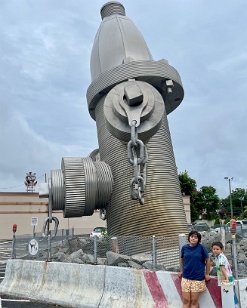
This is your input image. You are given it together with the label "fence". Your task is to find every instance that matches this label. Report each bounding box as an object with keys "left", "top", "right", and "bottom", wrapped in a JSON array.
[
  {"left": 3, "top": 226, "right": 247, "bottom": 279},
  {"left": 210, "top": 223, "right": 247, "bottom": 238},
  {"left": 6, "top": 229, "right": 180, "bottom": 271}
]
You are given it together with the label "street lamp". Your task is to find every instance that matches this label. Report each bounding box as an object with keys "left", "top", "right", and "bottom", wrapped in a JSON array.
[
  {"left": 239, "top": 196, "right": 244, "bottom": 216},
  {"left": 224, "top": 177, "right": 233, "bottom": 218}
]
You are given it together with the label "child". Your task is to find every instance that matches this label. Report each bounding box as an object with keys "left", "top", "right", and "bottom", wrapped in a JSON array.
[{"left": 211, "top": 241, "right": 233, "bottom": 285}]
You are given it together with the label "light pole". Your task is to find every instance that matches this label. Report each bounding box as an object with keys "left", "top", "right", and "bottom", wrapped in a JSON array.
[
  {"left": 224, "top": 177, "right": 233, "bottom": 218},
  {"left": 239, "top": 196, "right": 244, "bottom": 216}
]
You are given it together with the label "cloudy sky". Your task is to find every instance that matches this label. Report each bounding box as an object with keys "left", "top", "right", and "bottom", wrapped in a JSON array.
[{"left": 0, "top": 0, "right": 246, "bottom": 198}]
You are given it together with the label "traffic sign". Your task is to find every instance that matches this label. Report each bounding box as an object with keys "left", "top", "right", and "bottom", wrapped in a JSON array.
[
  {"left": 31, "top": 217, "right": 38, "bottom": 226},
  {"left": 28, "top": 239, "right": 39, "bottom": 256}
]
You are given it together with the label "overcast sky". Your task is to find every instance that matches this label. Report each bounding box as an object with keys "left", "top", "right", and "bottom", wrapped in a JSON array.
[{"left": 0, "top": 0, "right": 246, "bottom": 198}]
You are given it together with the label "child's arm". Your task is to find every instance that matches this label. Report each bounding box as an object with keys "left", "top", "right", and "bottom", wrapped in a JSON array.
[
  {"left": 220, "top": 266, "right": 229, "bottom": 281},
  {"left": 205, "top": 258, "right": 211, "bottom": 281}
]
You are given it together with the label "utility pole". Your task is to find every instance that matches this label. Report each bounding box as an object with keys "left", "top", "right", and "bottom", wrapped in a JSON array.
[{"left": 224, "top": 177, "right": 233, "bottom": 218}]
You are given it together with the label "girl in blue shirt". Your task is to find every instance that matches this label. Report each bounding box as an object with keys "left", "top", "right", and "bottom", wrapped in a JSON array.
[{"left": 178, "top": 230, "right": 211, "bottom": 308}]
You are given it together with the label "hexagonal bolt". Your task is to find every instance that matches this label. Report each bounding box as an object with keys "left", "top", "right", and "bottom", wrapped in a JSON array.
[
  {"left": 166, "top": 79, "right": 174, "bottom": 94},
  {"left": 124, "top": 83, "right": 143, "bottom": 106}
]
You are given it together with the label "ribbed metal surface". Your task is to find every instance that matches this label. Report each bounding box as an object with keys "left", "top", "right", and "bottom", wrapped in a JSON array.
[
  {"left": 57, "top": 157, "right": 113, "bottom": 217},
  {"left": 91, "top": 5, "right": 152, "bottom": 81},
  {"left": 83, "top": 157, "right": 97, "bottom": 216},
  {"left": 100, "top": 2, "right": 125, "bottom": 19},
  {"left": 95, "top": 95, "right": 187, "bottom": 238},
  {"left": 94, "top": 161, "right": 113, "bottom": 209},
  {"left": 89, "top": 148, "right": 100, "bottom": 161},
  {"left": 50, "top": 169, "right": 64, "bottom": 211},
  {"left": 87, "top": 60, "right": 184, "bottom": 119},
  {"left": 62, "top": 157, "right": 86, "bottom": 218}
]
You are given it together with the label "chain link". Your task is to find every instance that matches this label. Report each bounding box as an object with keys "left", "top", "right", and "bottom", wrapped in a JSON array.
[{"left": 127, "top": 121, "right": 148, "bottom": 205}]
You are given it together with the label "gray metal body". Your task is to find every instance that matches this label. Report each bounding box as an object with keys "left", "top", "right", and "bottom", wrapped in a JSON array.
[
  {"left": 39, "top": 2, "right": 187, "bottom": 239},
  {"left": 88, "top": 2, "right": 187, "bottom": 236}
]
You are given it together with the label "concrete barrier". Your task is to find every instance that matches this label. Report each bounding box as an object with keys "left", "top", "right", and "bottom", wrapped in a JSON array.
[
  {"left": 0, "top": 260, "right": 105, "bottom": 307},
  {"left": 144, "top": 270, "right": 222, "bottom": 308},
  {"left": 99, "top": 266, "right": 154, "bottom": 307},
  {"left": 239, "top": 278, "right": 247, "bottom": 308},
  {"left": 0, "top": 259, "right": 239, "bottom": 307}
]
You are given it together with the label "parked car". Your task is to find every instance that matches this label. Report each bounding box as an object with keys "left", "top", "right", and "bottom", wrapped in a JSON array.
[
  {"left": 242, "top": 220, "right": 247, "bottom": 228},
  {"left": 226, "top": 220, "right": 243, "bottom": 228},
  {"left": 225, "top": 221, "right": 243, "bottom": 234},
  {"left": 193, "top": 222, "right": 210, "bottom": 232},
  {"left": 187, "top": 224, "right": 193, "bottom": 231},
  {"left": 90, "top": 227, "right": 107, "bottom": 238}
]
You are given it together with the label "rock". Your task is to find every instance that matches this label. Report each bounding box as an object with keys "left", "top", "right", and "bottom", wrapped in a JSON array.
[
  {"left": 81, "top": 253, "right": 95, "bottom": 264},
  {"left": 52, "top": 252, "right": 66, "bottom": 262},
  {"left": 68, "top": 238, "right": 80, "bottom": 253},
  {"left": 238, "top": 252, "right": 246, "bottom": 263},
  {"left": 164, "top": 265, "right": 180, "bottom": 272},
  {"left": 128, "top": 260, "right": 143, "bottom": 269},
  {"left": 106, "top": 251, "right": 130, "bottom": 266},
  {"left": 117, "top": 262, "right": 129, "bottom": 267},
  {"left": 58, "top": 247, "right": 70, "bottom": 254},
  {"left": 72, "top": 258, "right": 84, "bottom": 264},
  {"left": 69, "top": 249, "right": 84, "bottom": 260},
  {"left": 130, "top": 253, "right": 151, "bottom": 265},
  {"left": 97, "top": 257, "right": 106, "bottom": 265},
  {"left": 210, "top": 267, "right": 217, "bottom": 276},
  {"left": 142, "top": 261, "right": 153, "bottom": 270}
]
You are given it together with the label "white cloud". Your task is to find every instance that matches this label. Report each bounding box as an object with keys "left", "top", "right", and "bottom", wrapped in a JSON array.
[{"left": 0, "top": 0, "right": 246, "bottom": 198}]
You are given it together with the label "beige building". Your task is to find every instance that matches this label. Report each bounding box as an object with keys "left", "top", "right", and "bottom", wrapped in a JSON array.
[
  {"left": 0, "top": 192, "right": 190, "bottom": 239},
  {"left": 183, "top": 195, "right": 191, "bottom": 224},
  {"left": 0, "top": 192, "right": 106, "bottom": 239}
]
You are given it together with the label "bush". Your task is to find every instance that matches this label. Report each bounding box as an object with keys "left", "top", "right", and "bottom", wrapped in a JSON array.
[
  {"left": 224, "top": 217, "right": 231, "bottom": 224},
  {"left": 214, "top": 217, "right": 220, "bottom": 226}
]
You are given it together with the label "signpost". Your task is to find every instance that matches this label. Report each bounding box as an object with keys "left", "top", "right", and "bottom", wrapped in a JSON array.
[{"left": 31, "top": 217, "right": 38, "bottom": 238}]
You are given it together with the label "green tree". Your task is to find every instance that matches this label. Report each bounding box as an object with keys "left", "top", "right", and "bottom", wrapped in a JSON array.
[
  {"left": 178, "top": 171, "right": 198, "bottom": 221},
  {"left": 214, "top": 217, "right": 220, "bottom": 226},
  {"left": 178, "top": 171, "right": 220, "bottom": 221},
  {"left": 178, "top": 170, "right": 196, "bottom": 195},
  {"left": 221, "top": 188, "right": 247, "bottom": 218},
  {"left": 193, "top": 186, "right": 220, "bottom": 220}
]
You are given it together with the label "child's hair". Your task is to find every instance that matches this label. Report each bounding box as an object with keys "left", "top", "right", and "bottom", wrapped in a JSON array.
[
  {"left": 211, "top": 241, "right": 224, "bottom": 249},
  {"left": 188, "top": 230, "right": 201, "bottom": 243}
]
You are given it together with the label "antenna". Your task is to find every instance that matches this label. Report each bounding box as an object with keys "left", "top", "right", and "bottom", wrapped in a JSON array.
[{"left": 24, "top": 172, "right": 37, "bottom": 192}]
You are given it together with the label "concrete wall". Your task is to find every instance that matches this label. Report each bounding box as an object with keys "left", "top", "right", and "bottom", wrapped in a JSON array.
[{"left": 0, "top": 259, "right": 232, "bottom": 308}]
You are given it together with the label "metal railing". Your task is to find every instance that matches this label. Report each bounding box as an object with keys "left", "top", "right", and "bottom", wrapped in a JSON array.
[
  {"left": 7, "top": 229, "right": 180, "bottom": 271},
  {"left": 6, "top": 226, "right": 247, "bottom": 278}
]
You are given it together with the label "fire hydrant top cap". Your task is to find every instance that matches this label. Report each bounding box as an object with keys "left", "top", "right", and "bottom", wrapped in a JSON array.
[{"left": 100, "top": 2, "right": 125, "bottom": 19}]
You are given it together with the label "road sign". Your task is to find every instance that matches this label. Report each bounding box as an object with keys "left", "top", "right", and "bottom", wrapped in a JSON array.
[
  {"left": 28, "top": 239, "right": 39, "bottom": 256},
  {"left": 31, "top": 217, "right": 38, "bottom": 227}
]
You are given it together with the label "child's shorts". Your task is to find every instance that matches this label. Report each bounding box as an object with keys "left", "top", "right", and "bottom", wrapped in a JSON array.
[{"left": 181, "top": 277, "right": 206, "bottom": 293}]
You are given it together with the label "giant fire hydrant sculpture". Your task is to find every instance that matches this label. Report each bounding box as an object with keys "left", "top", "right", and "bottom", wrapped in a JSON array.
[{"left": 40, "top": 2, "right": 187, "bottom": 239}]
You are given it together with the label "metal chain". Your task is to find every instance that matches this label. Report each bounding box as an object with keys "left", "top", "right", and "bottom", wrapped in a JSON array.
[{"left": 127, "top": 120, "right": 148, "bottom": 205}]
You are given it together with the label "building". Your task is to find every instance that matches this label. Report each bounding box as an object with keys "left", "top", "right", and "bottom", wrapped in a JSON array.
[
  {"left": 0, "top": 192, "right": 106, "bottom": 239},
  {"left": 0, "top": 192, "right": 190, "bottom": 239}
]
